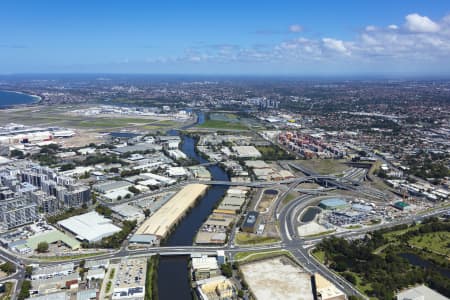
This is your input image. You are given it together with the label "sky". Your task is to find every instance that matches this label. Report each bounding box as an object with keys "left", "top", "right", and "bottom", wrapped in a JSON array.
[{"left": 1, "top": 0, "right": 450, "bottom": 76}]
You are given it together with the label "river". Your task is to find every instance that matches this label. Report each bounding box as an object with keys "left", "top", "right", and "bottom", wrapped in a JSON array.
[{"left": 157, "top": 112, "right": 230, "bottom": 299}]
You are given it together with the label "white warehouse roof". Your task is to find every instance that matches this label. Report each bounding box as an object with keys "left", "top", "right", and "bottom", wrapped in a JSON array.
[{"left": 57, "top": 211, "right": 121, "bottom": 243}]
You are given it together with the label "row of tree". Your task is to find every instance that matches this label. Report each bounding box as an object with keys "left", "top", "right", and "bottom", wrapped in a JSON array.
[{"left": 315, "top": 219, "right": 450, "bottom": 299}]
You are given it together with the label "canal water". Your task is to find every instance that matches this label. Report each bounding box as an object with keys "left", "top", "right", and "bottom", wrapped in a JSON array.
[
  {"left": 157, "top": 113, "right": 230, "bottom": 299},
  {"left": 300, "top": 207, "right": 321, "bottom": 223},
  {"left": 399, "top": 252, "right": 450, "bottom": 279}
]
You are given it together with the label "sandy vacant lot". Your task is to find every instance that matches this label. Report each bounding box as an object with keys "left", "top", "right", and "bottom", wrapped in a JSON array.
[
  {"left": 240, "top": 256, "right": 314, "bottom": 300},
  {"left": 298, "top": 221, "right": 329, "bottom": 237}
]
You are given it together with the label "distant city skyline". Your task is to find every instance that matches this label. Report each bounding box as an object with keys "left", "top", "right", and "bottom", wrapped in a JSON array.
[{"left": 1, "top": 0, "right": 450, "bottom": 76}]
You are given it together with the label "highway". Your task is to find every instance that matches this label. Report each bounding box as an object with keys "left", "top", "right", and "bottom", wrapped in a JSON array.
[
  {"left": 1, "top": 163, "right": 448, "bottom": 300},
  {"left": 275, "top": 190, "right": 449, "bottom": 299}
]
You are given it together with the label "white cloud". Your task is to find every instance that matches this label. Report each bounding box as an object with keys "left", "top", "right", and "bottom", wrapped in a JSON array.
[
  {"left": 405, "top": 13, "right": 440, "bottom": 33},
  {"left": 289, "top": 24, "right": 303, "bottom": 33},
  {"left": 322, "top": 38, "right": 350, "bottom": 55},
  {"left": 153, "top": 12, "right": 450, "bottom": 72}
]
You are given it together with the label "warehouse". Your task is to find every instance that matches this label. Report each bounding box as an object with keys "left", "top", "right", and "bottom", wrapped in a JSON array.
[
  {"left": 26, "top": 230, "right": 81, "bottom": 251},
  {"left": 231, "top": 146, "right": 262, "bottom": 158},
  {"left": 191, "top": 255, "right": 220, "bottom": 280},
  {"left": 93, "top": 181, "right": 132, "bottom": 194},
  {"left": 135, "top": 184, "right": 208, "bottom": 239},
  {"left": 57, "top": 211, "right": 121, "bottom": 243},
  {"left": 111, "top": 203, "right": 145, "bottom": 223},
  {"left": 319, "top": 198, "right": 349, "bottom": 210},
  {"left": 392, "top": 201, "right": 412, "bottom": 211},
  {"left": 140, "top": 173, "right": 176, "bottom": 186}
]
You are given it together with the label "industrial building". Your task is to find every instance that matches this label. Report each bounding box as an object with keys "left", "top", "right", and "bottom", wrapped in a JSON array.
[
  {"left": 392, "top": 201, "right": 412, "bottom": 211},
  {"left": 319, "top": 198, "right": 349, "bottom": 210},
  {"left": 31, "top": 263, "right": 75, "bottom": 281},
  {"left": 57, "top": 211, "right": 121, "bottom": 243},
  {"left": 241, "top": 211, "right": 259, "bottom": 233},
  {"left": 93, "top": 181, "right": 132, "bottom": 194},
  {"left": 231, "top": 146, "right": 262, "bottom": 158},
  {"left": 188, "top": 166, "right": 211, "bottom": 181},
  {"left": 25, "top": 230, "right": 81, "bottom": 251},
  {"left": 135, "top": 184, "right": 208, "bottom": 240},
  {"left": 196, "top": 276, "right": 237, "bottom": 300},
  {"left": 110, "top": 203, "right": 145, "bottom": 223},
  {"left": 191, "top": 255, "right": 221, "bottom": 280}
]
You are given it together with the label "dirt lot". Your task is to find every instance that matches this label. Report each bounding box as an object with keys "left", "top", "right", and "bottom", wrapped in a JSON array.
[{"left": 240, "top": 256, "right": 314, "bottom": 300}]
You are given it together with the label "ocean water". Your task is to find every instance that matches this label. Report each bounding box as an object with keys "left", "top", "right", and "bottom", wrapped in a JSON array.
[{"left": 0, "top": 90, "right": 38, "bottom": 107}]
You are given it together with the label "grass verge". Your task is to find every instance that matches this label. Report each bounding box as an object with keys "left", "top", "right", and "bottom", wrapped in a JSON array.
[
  {"left": 235, "top": 232, "right": 280, "bottom": 245},
  {"left": 234, "top": 249, "right": 291, "bottom": 263},
  {"left": 145, "top": 255, "right": 160, "bottom": 300}
]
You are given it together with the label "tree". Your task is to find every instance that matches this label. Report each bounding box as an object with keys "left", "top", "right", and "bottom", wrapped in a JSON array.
[
  {"left": 220, "top": 263, "right": 233, "bottom": 278},
  {"left": 128, "top": 186, "right": 141, "bottom": 194},
  {"left": 36, "top": 241, "right": 49, "bottom": 253},
  {"left": 18, "top": 280, "right": 31, "bottom": 300},
  {"left": 96, "top": 205, "right": 112, "bottom": 217},
  {"left": 10, "top": 149, "right": 25, "bottom": 159},
  {"left": 25, "top": 266, "right": 33, "bottom": 278},
  {"left": 0, "top": 262, "right": 16, "bottom": 274},
  {"left": 60, "top": 163, "right": 75, "bottom": 172}
]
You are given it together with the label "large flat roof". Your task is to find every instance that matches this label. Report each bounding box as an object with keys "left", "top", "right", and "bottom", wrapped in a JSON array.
[
  {"left": 320, "top": 198, "right": 348, "bottom": 207},
  {"left": 26, "top": 230, "right": 81, "bottom": 250},
  {"left": 57, "top": 211, "right": 121, "bottom": 243},
  {"left": 136, "top": 184, "right": 208, "bottom": 238}
]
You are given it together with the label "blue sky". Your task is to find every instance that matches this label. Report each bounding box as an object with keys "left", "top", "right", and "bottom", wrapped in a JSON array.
[{"left": 1, "top": 0, "right": 450, "bottom": 76}]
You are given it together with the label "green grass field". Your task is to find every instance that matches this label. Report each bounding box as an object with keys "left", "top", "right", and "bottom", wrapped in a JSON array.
[
  {"left": 282, "top": 192, "right": 298, "bottom": 205},
  {"left": 295, "top": 159, "right": 349, "bottom": 175},
  {"left": 78, "top": 117, "right": 155, "bottom": 128},
  {"left": 197, "top": 120, "right": 248, "bottom": 130},
  {"left": 235, "top": 232, "right": 280, "bottom": 245},
  {"left": 234, "top": 249, "right": 291, "bottom": 263},
  {"left": 382, "top": 224, "right": 420, "bottom": 242},
  {"left": 312, "top": 249, "right": 325, "bottom": 263},
  {"left": 0, "top": 105, "right": 178, "bottom": 131},
  {"left": 409, "top": 231, "right": 450, "bottom": 255}
]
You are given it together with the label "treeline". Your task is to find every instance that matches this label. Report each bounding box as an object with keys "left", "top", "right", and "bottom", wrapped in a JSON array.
[
  {"left": 95, "top": 204, "right": 113, "bottom": 217},
  {"left": 255, "top": 145, "right": 296, "bottom": 161},
  {"left": 316, "top": 219, "right": 450, "bottom": 299},
  {"left": 82, "top": 154, "right": 127, "bottom": 166},
  {"left": 47, "top": 207, "right": 88, "bottom": 224},
  {"left": 83, "top": 220, "right": 137, "bottom": 249}
]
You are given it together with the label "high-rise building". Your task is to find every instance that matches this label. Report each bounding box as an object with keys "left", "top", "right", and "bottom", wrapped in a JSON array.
[{"left": 0, "top": 197, "right": 38, "bottom": 229}]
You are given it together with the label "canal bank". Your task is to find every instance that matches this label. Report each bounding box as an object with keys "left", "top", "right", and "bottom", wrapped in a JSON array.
[{"left": 157, "top": 113, "right": 230, "bottom": 299}]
